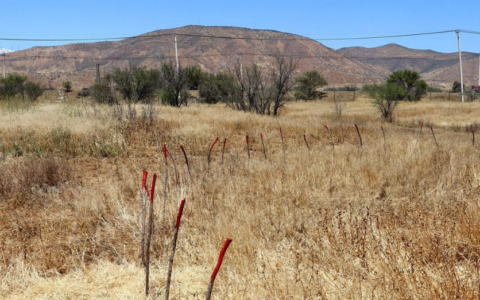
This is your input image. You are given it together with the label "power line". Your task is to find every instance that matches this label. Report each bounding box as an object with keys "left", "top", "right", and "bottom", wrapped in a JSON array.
[{"left": 0, "top": 29, "right": 475, "bottom": 42}]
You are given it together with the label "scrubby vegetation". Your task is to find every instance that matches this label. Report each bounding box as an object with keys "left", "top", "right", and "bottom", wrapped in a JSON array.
[{"left": 1, "top": 92, "right": 480, "bottom": 298}]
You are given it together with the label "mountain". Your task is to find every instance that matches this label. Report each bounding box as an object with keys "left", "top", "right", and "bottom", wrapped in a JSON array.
[
  {"left": 4, "top": 26, "right": 390, "bottom": 89},
  {"left": 337, "top": 44, "right": 479, "bottom": 88}
]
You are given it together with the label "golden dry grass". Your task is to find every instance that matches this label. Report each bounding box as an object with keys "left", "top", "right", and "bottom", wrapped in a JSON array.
[{"left": 2, "top": 95, "right": 480, "bottom": 299}]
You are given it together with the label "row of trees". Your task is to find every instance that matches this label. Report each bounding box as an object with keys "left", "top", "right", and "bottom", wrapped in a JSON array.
[{"left": 94, "top": 56, "right": 329, "bottom": 116}]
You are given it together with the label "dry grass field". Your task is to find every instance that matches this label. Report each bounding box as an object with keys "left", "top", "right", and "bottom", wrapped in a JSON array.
[{"left": 1, "top": 93, "right": 480, "bottom": 299}]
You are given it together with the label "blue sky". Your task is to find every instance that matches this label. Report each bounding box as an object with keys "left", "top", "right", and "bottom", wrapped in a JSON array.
[{"left": 1, "top": 0, "right": 479, "bottom": 53}]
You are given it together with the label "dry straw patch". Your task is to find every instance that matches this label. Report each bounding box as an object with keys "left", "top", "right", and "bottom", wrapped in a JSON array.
[{"left": 1, "top": 96, "right": 480, "bottom": 299}]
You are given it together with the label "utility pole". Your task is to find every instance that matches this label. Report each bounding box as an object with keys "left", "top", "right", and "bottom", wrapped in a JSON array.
[
  {"left": 456, "top": 30, "right": 464, "bottom": 103},
  {"left": 174, "top": 35, "right": 179, "bottom": 75},
  {"left": 174, "top": 35, "right": 180, "bottom": 104},
  {"left": 240, "top": 51, "right": 243, "bottom": 80},
  {"left": 96, "top": 63, "right": 100, "bottom": 84},
  {"left": 478, "top": 51, "right": 480, "bottom": 86},
  {"left": 2, "top": 52, "right": 5, "bottom": 79}
]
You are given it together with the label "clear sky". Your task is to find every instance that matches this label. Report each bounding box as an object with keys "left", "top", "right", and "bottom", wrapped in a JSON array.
[{"left": 1, "top": 0, "right": 479, "bottom": 53}]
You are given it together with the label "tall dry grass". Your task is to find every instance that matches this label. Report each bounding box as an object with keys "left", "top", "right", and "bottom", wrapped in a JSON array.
[{"left": 1, "top": 97, "right": 480, "bottom": 299}]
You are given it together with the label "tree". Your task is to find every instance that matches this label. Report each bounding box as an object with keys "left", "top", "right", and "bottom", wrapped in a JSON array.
[
  {"left": 0, "top": 74, "right": 42, "bottom": 101},
  {"left": 452, "top": 81, "right": 463, "bottom": 93},
  {"left": 159, "top": 61, "right": 190, "bottom": 107},
  {"left": 24, "top": 81, "right": 44, "bottom": 101},
  {"left": 62, "top": 81, "right": 72, "bottom": 93},
  {"left": 220, "top": 54, "right": 298, "bottom": 116},
  {"left": 364, "top": 83, "right": 404, "bottom": 122},
  {"left": 0, "top": 74, "right": 27, "bottom": 99},
  {"left": 111, "top": 66, "right": 160, "bottom": 103},
  {"left": 185, "top": 65, "right": 205, "bottom": 90},
  {"left": 93, "top": 76, "right": 117, "bottom": 105},
  {"left": 294, "top": 70, "right": 327, "bottom": 101},
  {"left": 270, "top": 54, "right": 299, "bottom": 115},
  {"left": 198, "top": 73, "right": 233, "bottom": 104},
  {"left": 386, "top": 70, "right": 427, "bottom": 101}
]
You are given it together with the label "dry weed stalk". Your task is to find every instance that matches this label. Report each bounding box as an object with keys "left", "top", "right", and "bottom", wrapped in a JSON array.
[
  {"left": 165, "top": 198, "right": 186, "bottom": 300},
  {"left": 206, "top": 238, "right": 232, "bottom": 300}
]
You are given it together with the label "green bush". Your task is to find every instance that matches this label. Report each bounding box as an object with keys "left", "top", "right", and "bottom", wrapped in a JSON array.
[
  {"left": 0, "top": 74, "right": 43, "bottom": 101},
  {"left": 62, "top": 81, "right": 72, "bottom": 93}
]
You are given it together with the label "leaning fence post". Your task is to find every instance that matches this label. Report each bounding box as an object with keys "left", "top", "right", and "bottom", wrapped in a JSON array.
[
  {"left": 144, "top": 173, "right": 157, "bottom": 296},
  {"left": 180, "top": 145, "right": 192, "bottom": 182},
  {"left": 324, "top": 124, "right": 335, "bottom": 159},
  {"left": 430, "top": 126, "right": 439, "bottom": 147},
  {"left": 415, "top": 121, "right": 424, "bottom": 147},
  {"left": 354, "top": 124, "right": 363, "bottom": 150},
  {"left": 260, "top": 133, "right": 267, "bottom": 160},
  {"left": 165, "top": 198, "right": 186, "bottom": 300},
  {"left": 246, "top": 134, "right": 250, "bottom": 160},
  {"left": 205, "top": 238, "right": 233, "bottom": 300},
  {"left": 208, "top": 137, "right": 219, "bottom": 170},
  {"left": 381, "top": 126, "right": 386, "bottom": 155},
  {"left": 162, "top": 144, "right": 169, "bottom": 220},
  {"left": 221, "top": 138, "right": 227, "bottom": 165}
]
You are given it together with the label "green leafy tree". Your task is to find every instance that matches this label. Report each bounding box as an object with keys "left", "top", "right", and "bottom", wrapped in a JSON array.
[
  {"left": 199, "top": 73, "right": 233, "bottom": 104},
  {"left": 111, "top": 66, "right": 161, "bottom": 103},
  {"left": 159, "top": 61, "right": 189, "bottom": 107},
  {"left": 0, "top": 74, "right": 42, "bottom": 101},
  {"left": 386, "top": 70, "right": 427, "bottom": 101},
  {"left": 62, "top": 81, "right": 72, "bottom": 93},
  {"left": 0, "top": 74, "right": 27, "bottom": 98},
  {"left": 93, "top": 76, "right": 117, "bottom": 105},
  {"left": 185, "top": 65, "right": 205, "bottom": 90},
  {"left": 24, "top": 81, "right": 44, "bottom": 101},
  {"left": 452, "top": 81, "right": 463, "bottom": 93},
  {"left": 294, "top": 70, "right": 328, "bottom": 101},
  {"left": 364, "top": 83, "right": 404, "bottom": 122}
]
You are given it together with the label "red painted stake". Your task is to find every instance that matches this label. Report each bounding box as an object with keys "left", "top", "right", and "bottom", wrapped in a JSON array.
[
  {"left": 208, "top": 137, "right": 219, "bottom": 166},
  {"left": 206, "top": 238, "right": 233, "bottom": 300},
  {"left": 165, "top": 198, "right": 186, "bottom": 300}
]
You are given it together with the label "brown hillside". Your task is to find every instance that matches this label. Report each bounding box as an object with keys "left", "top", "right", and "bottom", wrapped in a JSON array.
[
  {"left": 5, "top": 25, "right": 390, "bottom": 89},
  {"left": 337, "top": 43, "right": 479, "bottom": 88}
]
